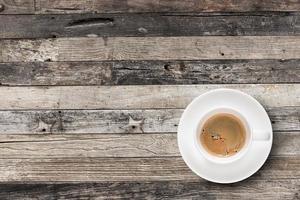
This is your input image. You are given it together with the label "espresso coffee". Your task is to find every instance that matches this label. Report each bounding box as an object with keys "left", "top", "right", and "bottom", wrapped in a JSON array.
[{"left": 199, "top": 113, "right": 246, "bottom": 157}]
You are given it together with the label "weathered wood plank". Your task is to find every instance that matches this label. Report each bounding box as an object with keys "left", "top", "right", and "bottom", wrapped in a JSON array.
[
  {"left": 0, "top": 0, "right": 34, "bottom": 14},
  {"left": 1, "top": 180, "right": 299, "bottom": 200},
  {"left": 35, "top": 0, "right": 300, "bottom": 13},
  {"left": 2, "top": 36, "right": 300, "bottom": 62},
  {"left": 0, "top": 157, "right": 298, "bottom": 182},
  {"left": 2, "top": 13, "right": 300, "bottom": 38},
  {"left": 0, "top": 134, "right": 177, "bottom": 158},
  {"left": 0, "top": 85, "right": 297, "bottom": 109},
  {"left": 0, "top": 109, "right": 180, "bottom": 134},
  {"left": 1, "top": 60, "right": 299, "bottom": 85},
  {"left": 0, "top": 108, "right": 298, "bottom": 134},
  {"left": 0, "top": 132, "right": 297, "bottom": 158}
]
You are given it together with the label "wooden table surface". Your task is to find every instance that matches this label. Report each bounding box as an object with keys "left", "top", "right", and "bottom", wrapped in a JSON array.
[{"left": 0, "top": 0, "right": 300, "bottom": 199}]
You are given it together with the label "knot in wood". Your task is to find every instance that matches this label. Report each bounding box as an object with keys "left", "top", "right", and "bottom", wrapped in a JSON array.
[
  {"left": 164, "top": 62, "right": 187, "bottom": 76},
  {"left": 0, "top": 4, "right": 4, "bottom": 12},
  {"left": 126, "top": 116, "right": 144, "bottom": 133}
]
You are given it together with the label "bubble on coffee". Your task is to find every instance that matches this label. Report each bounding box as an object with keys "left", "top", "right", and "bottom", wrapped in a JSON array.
[{"left": 200, "top": 113, "right": 246, "bottom": 157}]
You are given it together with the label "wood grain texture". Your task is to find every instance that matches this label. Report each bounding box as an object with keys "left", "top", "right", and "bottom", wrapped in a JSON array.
[
  {"left": 0, "top": 157, "right": 298, "bottom": 182},
  {"left": 35, "top": 0, "right": 300, "bottom": 13},
  {"left": 0, "top": 108, "right": 298, "bottom": 134},
  {"left": 0, "top": 134, "right": 178, "bottom": 158},
  {"left": 0, "top": 60, "right": 299, "bottom": 86},
  {"left": 0, "top": 85, "right": 297, "bottom": 109},
  {"left": 2, "top": 13, "right": 300, "bottom": 38},
  {"left": 2, "top": 36, "right": 300, "bottom": 62},
  {"left": 0, "top": 131, "right": 298, "bottom": 158},
  {"left": 1, "top": 180, "right": 299, "bottom": 200},
  {"left": 0, "top": 0, "right": 34, "bottom": 14},
  {"left": 1, "top": 0, "right": 299, "bottom": 198}
]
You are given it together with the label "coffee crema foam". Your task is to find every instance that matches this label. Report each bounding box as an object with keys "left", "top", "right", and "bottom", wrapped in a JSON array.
[{"left": 199, "top": 113, "right": 246, "bottom": 157}]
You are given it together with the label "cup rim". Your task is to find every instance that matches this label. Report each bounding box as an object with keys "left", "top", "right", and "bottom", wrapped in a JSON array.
[{"left": 194, "top": 107, "right": 252, "bottom": 164}]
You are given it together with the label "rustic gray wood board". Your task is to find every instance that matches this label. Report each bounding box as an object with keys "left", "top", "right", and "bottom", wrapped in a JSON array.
[
  {"left": 0, "top": 60, "right": 299, "bottom": 86},
  {"left": 0, "top": 0, "right": 299, "bottom": 197},
  {"left": 1, "top": 180, "right": 299, "bottom": 199},
  {"left": 0, "top": 0, "right": 34, "bottom": 14},
  {"left": 2, "top": 13, "right": 300, "bottom": 38},
  {"left": 35, "top": 0, "right": 300, "bottom": 13},
  {"left": 0, "top": 85, "right": 297, "bottom": 109},
  {"left": 2, "top": 0, "right": 300, "bottom": 14},
  {"left": 0, "top": 157, "right": 298, "bottom": 182},
  {"left": 2, "top": 37, "right": 300, "bottom": 61},
  {"left": 0, "top": 132, "right": 297, "bottom": 158},
  {"left": 0, "top": 108, "right": 297, "bottom": 134}
]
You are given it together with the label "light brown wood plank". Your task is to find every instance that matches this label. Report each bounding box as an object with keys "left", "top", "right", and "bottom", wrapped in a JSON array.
[
  {"left": 35, "top": 0, "right": 300, "bottom": 13},
  {"left": 2, "top": 37, "right": 300, "bottom": 62},
  {"left": 0, "top": 132, "right": 298, "bottom": 158},
  {"left": 1, "top": 60, "right": 300, "bottom": 86},
  {"left": 1, "top": 180, "right": 299, "bottom": 199},
  {"left": 0, "top": 157, "right": 298, "bottom": 182},
  {"left": 0, "top": 0, "right": 34, "bottom": 14},
  {"left": 0, "top": 134, "right": 178, "bottom": 158},
  {"left": 0, "top": 108, "right": 298, "bottom": 134},
  {"left": 0, "top": 85, "right": 297, "bottom": 109}
]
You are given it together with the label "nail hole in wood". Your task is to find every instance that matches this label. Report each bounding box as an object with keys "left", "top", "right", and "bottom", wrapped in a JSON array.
[
  {"left": 45, "top": 58, "right": 52, "bottom": 62},
  {"left": 271, "top": 121, "right": 275, "bottom": 124},
  {"left": 131, "top": 125, "right": 136, "bottom": 129},
  {"left": 42, "top": 128, "right": 46, "bottom": 132},
  {"left": 164, "top": 64, "right": 170, "bottom": 71},
  {"left": 58, "top": 111, "right": 62, "bottom": 114},
  {"left": 220, "top": 52, "right": 225, "bottom": 56},
  {"left": 179, "top": 62, "right": 186, "bottom": 71}
]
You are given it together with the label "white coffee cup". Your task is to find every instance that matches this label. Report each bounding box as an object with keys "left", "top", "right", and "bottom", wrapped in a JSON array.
[{"left": 194, "top": 107, "right": 270, "bottom": 164}]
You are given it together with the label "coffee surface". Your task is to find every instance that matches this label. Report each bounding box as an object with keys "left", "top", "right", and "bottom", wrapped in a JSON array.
[{"left": 200, "top": 113, "right": 246, "bottom": 157}]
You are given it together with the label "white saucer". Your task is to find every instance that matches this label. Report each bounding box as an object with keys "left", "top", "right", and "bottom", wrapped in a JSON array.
[{"left": 177, "top": 88, "right": 273, "bottom": 183}]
